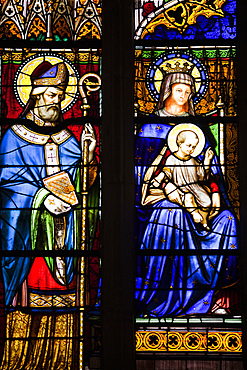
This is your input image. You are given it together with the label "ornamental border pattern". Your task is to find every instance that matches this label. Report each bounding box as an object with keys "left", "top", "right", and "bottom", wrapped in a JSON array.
[
  {"left": 136, "top": 331, "right": 242, "bottom": 352},
  {"left": 1, "top": 52, "right": 100, "bottom": 63},
  {"left": 29, "top": 292, "right": 76, "bottom": 307}
]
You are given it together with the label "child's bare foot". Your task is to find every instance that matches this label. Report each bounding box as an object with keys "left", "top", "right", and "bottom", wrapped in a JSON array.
[
  {"left": 203, "top": 223, "right": 210, "bottom": 231},
  {"left": 191, "top": 210, "right": 203, "bottom": 223}
]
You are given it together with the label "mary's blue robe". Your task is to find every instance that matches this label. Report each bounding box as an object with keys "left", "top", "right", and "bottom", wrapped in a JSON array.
[{"left": 135, "top": 123, "right": 239, "bottom": 317}]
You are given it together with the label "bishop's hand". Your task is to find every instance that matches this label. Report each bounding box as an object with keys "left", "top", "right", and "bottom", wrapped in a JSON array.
[
  {"left": 81, "top": 123, "right": 96, "bottom": 163},
  {"left": 44, "top": 194, "right": 71, "bottom": 215}
]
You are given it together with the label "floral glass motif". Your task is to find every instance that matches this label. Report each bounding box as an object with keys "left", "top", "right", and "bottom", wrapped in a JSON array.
[
  {"left": 0, "top": 49, "right": 101, "bottom": 369},
  {"left": 0, "top": 0, "right": 102, "bottom": 40}
]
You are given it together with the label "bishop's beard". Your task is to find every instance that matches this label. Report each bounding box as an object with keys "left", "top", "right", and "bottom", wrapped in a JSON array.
[{"left": 35, "top": 95, "right": 60, "bottom": 123}]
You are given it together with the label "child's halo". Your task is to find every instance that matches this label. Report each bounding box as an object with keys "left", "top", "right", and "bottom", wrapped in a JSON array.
[{"left": 167, "top": 123, "right": 205, "bottom": 158}]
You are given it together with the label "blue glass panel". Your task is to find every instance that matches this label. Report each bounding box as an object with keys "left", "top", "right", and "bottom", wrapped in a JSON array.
[{"left": 135, "top": 0, "right": 236, "bottom": 41}]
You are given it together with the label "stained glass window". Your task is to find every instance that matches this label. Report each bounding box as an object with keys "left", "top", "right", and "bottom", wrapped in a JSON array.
[
  {"left": 134, "top": 1, "right": 242, "bottom": 368},
  {"left": 0, "top": 1, "right": 102, "bottom": 368},
  {"left": 0, "top": 0, "right": 245, "bottom": 369}
]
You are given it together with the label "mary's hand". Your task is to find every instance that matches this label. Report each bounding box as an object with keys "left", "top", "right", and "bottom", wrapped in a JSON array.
[
  {"left": 44, "top": 194, "right": 71, "bottom": 215},
  {"left": 81, "top": 123, "right": 96, "bottom": 163},
  {"left": 151, "top": 172, "right": 165, "bottom": 188},
  {"left": 209, "top": 192, "right": 221, "bottom": 220}
]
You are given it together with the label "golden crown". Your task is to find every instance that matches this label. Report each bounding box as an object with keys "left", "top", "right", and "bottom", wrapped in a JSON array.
[{"left": 160, "top": 61, "right": 194, "bottom": 76}]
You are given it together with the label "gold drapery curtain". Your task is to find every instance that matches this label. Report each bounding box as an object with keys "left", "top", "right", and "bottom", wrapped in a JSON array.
[{"left": 0, "top": 311, "right": 79, "bottom": 370}]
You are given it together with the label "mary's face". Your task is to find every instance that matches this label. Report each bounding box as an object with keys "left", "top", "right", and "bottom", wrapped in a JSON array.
[{"left": 170, "top": 83, "right": 191, "bottom": 106}]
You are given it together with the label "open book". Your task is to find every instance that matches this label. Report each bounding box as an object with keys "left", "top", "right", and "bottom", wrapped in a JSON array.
[{"left": 43, "top": 171, "right": 78, "bottom": 206}]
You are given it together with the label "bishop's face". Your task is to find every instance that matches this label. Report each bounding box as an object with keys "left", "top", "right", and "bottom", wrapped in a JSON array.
[{"left": 34, "top": 87, "right": 64, "bottom": 123}]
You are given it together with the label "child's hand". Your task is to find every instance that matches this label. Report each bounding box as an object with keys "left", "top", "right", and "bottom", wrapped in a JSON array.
[
  {"left": 164, "top": 182, "right": 183, "bottom": 205},
  {"left": 205, "top": 147, "right": 214, "bottom": 162}
]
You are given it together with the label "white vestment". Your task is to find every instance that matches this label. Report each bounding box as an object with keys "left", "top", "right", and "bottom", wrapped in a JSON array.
[{"left": 164, "top": 154, "right": 211, "bottom": 208}]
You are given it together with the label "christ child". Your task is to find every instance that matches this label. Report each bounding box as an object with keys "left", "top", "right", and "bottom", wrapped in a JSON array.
[{"left": 152, "top": 130, "right": 214, "bottom": 229}]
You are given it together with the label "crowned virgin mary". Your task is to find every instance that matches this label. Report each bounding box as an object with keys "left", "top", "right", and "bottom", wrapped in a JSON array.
[
  {"left": 155, "top": 61, "right": 195, "bottom": 117},
  {"left": 135, "top": 58, "right": 239, "bottom": 317}
]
